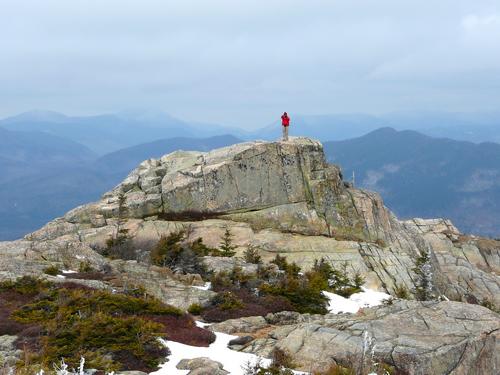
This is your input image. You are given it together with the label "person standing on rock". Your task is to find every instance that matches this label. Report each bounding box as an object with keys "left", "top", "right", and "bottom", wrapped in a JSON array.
[{"left": 281, "top": 112, "right": 290, "bottom": 141}]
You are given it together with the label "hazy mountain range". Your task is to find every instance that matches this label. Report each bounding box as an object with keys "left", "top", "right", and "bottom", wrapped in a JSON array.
[
  {"left": 0, "top": 110, "right": 239, "bottom": 155},
  {"left": 1, "top": 109, "right": 500, "bottom": 240},
  {"left": 2, "top": 109, "right": 500, "bottom": 154},
  {"left": 324, "top": 128, "right": 500, "bottom": 238},
  {"left": 0, "top": 133, "right": 240, "bottom": 240}
]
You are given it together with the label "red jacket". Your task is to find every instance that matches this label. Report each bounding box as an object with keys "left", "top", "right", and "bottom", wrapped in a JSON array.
[{"left": 281, "top": 114, "right": 290, "bottom": 127}]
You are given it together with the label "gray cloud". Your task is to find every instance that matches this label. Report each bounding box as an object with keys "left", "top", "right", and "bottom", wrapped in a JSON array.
[{"left": 1, "top": 0, "right": 499, "bottom": 127}]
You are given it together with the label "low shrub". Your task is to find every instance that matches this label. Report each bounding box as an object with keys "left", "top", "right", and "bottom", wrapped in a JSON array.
[
  {"left": 242, "top": 349, "right": 296, "bottom": 375},
  {"left": 201, "top": 289, "right": 293, "bottom": 323},
  {"left": 124, "top": 285, "right": 148, "bottom": 298},
  {"left": 244, "top": 245, "right": 263, "bottom": 264},
  {"left": 150, "top": 230, "right": 211, "bottom": 275},
  {"left": 43, "top": 265, "right": 60, "bottom": 276},
  {"left": 103, "top": 236, "right": 137, "bottom": 260},
  {"left": 211, "top": 291, "right": 244, "bottom": 310},
  {"left": 313, "top": 364, "right": 355, "bottom": 375},
  {"left": 1, "top": 277, "right": 214, "bottom": 373},
  {"left": 207, "top": 255, "right": 331, "bottom": 317},
  {"left": 187, "top": 303, "right": 203, "bottom": 315},
  {"left": 78, "top": 261, "right": 94, "bottom": 273},
  {"left": 270, "top": 348, "right": 295, "bottom": 369},
  {"left": 271, "top": 255, "right": 301, "bottom": 277},
  {"left": 0, "top": 276, "right": 49, "bottom": 295},
  {"left": 311, "top": 259, "right": 364, "bottom": 298},
  {"left": 43, "top": 312, "right": 166, "bottom": 371},
  {"left": 206, "top": 255, "right": 367, "bottom": 320},
  {"left": 480, "top": 298, "right": 499, "bottom": 313},
  {"left": 146, "top": 314, "right": 215, "bottom": 347},
  {"left": 260, "top": 276, "right": 328, "bottom": 314},
  {"left": 210, "top": 267, "right": 257, "bottom": 291},
  {"left": 393, "top": 283, "right": 410, "bottom": 299}
]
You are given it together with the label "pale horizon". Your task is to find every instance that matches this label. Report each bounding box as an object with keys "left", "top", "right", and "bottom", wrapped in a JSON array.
[{"left": 1, "top": 0, "right": 500, "bottom": 127}]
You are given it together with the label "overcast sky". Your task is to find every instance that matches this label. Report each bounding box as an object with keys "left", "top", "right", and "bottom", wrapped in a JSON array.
[{"left": 1, "top": 0, "right": 499, "bottom": 128}]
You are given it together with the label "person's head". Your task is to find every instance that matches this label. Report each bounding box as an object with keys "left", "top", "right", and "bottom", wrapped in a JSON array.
[{"left": 283, "top": 112, "right": 287, "bottom": 116}]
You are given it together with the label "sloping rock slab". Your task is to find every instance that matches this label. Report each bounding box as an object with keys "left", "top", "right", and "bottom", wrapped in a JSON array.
[{"left": 240, "top": 301, "right": 500, "bottom": 375}]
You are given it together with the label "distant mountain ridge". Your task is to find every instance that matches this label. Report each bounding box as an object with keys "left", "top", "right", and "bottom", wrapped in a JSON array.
[
  {"left": 2, "top": 108, "right": 500, "bottom": 239},
  {"left": 324, "top": 127, "right": 500, "bottom": 237},
  {"left": 0, "top": 134, "right": 241, "bottom": 240},
  {"left": 0, "top": 127, "right": 95, "bottom": 185},
  {"left": 3, "top": 109, "right": 500, "bottom": 154},
  {"left": 0, "top": 110, "right": 242, "bottom": 154}
]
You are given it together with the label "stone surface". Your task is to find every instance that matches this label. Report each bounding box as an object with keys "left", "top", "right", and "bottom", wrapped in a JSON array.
[
  {"left": 202, "top": 256, "right": 260, "bottom": 275},
  {"left": 109, "top": 260, "right": 216, "bottom": 310},
  {"left": 210, "top": 316, "right": 269, "bottom": 335},
  {"left": 176, "top": 357, "right": 229, "bottom": 375},
  {"left": 0, "top": 239, "right": 215, "bottom": 310},
  {"left": 234, "top": 301, "right": 500, "bottom": 375},
  {"left": 0, "top": 137, "right": 499, "bottom": 374},
  {"left": 0, "top": 138, "right": 500, "bottom": 306},
  {"left": 0, "top": 335, "right": 21, "bottom": 368},
  {"left": 404, "top": 218, "right": 500, "bottom": 306},
  {"left": 0, "top": 138, "right": 498, "bottom": 308},
  {"left": 54, "top": 138, "right": 391, "bottom": 243},
  {"left": 228, "top": 335, "right": 254, "bottom": 346}
]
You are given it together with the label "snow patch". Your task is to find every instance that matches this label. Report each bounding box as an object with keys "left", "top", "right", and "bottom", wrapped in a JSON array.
[
  {"left": 151, "top": 330, "right": 270, "bottom": 375},
  {"left": 192, "top": 282, "right": 211, "bottom": 291},
  {"left": 151, "top": 322, "right": 308, "bottom": 375},
  {"left": 195, "top": 321, "right": 211, "bottom": 328},
  {"left": 323, "top": 287, "right": 391, "bottom": 314},
  {"left": 62, "top": 270, "right": 77, "bottom": 274}
]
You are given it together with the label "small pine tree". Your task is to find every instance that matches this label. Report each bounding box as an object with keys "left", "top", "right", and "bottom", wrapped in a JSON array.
[
  {"left": 271, "top": 254, "right": 301, "bottom": 277},
  {"left": 312, "top": 258, "right": 334, "bottom": 279},
  {"left": 150, "top": 230, "right": 186, "bottom": 267},
  {"left": 271, "top": 254, "right": 288, "bottom": 270},
  {"left": 150, "top": 230, "right": 208, "bottom": 275},
  {"left": 219, "top": 227, "right": 237, "bottom": 257},
  {"left": 190, "top": 237, "right": 213, "bottom": 256},
  {"left": 243, "top": 245, "right": 262, "bottom": 264},
  {"left": 413, "top": 250, "right": 434, "bottom": 301}
]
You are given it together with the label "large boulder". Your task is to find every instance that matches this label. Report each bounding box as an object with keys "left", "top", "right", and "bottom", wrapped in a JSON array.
[
  {"left": 0, "top": 138, "right": 496, "bottom": 305},
  {"left": 230, "top": 301, "right": 500, "bottom": 375},
  {"left": 404, "top": 218, "right": 500, "bottom": 306},
  {"left": 57, "top": 138, "right": 397, "bottom": 244},
  {"left": 0, "top": 335, "right": 21, "bottom": 369},
  {"left": 176, "top": 357, "right": 229, "bottom": 375}
]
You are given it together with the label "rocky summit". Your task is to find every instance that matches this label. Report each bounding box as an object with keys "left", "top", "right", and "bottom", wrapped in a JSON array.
[{"left": 0, "top": 137, "right": 499, "bottom": 374}]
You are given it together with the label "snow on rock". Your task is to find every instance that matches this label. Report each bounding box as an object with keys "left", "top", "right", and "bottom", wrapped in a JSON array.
[
  {"left": 62, "top": 270, "right": 77, "bottom": 274},
  {"left": 323, "top": 287, "right": 391, "bottom": 314},
  {"left": 192, "top": 282, "right": 212, "bottom": 291},
  {"left": 151, "top": 322, "right": 308, "bottom": 375},
  {"left": 151, "top": 330, "right": 270, "bottom": 375},
  {"left": 151, "top": 288, "right": 389, "bottom": 374}
]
